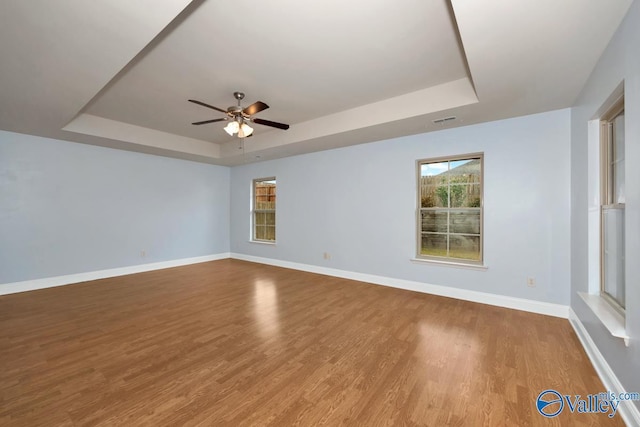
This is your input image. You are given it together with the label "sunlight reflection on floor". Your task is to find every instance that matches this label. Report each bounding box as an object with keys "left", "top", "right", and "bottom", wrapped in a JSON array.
[{"left": 253, "top": 278, "right": 280, "bottom": 340}]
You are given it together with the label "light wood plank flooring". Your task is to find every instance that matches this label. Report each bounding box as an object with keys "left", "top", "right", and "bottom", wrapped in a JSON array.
[{"left": 0, "top": 259, "right": 625, "bottom": 426}]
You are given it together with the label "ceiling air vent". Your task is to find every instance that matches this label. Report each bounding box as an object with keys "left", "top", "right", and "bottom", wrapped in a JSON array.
[{"left": 432, "top": 116, "right": 456, "bottom": 125}]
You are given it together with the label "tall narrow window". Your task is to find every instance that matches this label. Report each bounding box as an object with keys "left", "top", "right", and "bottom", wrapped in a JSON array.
[
  {"left": 601, "top": 98, "right": 625, "bottom": 310},
  {"left": 417, "top": 154, "right": 483, "bottom": 264},
  {"left": 253, "top": 178, "right": 276, "bottom": 242}
]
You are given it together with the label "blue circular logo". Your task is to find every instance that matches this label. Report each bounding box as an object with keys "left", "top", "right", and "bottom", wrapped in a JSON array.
[{"left": 537, "top": 390, "right": 564, "bottom": 417}]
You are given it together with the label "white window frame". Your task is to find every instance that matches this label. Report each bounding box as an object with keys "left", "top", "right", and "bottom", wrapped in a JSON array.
[
  {"left": 578, "top": 83, "right": 628, "bottom": 346},
  {"left": 252, "top": 177, "right": 276, "bottom": 243},
  {"left": 416, "top": 153, "right": 484, "bottom": 266},
  {"left": 600, "top": 97, "right": 625, "bottom": 312}
]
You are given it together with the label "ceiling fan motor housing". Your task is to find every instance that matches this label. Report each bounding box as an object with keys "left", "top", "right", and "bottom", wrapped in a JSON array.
[
  {"left": 189, "top": 91, "right": 290, "bottom": 132},
  {"left": 227, "top": 105, "right": 243, "bottom": 115},
  {"left": 229, "top": 92, "right": 246, "bottom": 116}
]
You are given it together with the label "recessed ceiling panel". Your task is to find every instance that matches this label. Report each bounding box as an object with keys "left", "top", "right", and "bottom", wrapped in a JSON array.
[
  {"left": 85, "top": 0, "right": 468, "bottom": 144},
  {"left": 451, "top": 0, "right": 632, "bottom": 115}
]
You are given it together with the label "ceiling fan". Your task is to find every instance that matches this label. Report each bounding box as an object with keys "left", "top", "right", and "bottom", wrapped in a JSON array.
[{"left": 188, "top": 92, "right": 290, "bottom": 138}]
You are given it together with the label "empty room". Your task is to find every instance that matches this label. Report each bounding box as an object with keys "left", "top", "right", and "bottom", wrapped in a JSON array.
[{"left": 1, "top": 0, "right": 639, "bottom": 425}]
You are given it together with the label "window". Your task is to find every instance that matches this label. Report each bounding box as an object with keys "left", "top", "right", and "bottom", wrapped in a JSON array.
[
  {"left": 253, "top": 178, "right": 276, "bottom": 242},
  {"left": 600, "top": 98, "right": 625, "bottom": 310},
  {"left": 417, "top": 154, "right": 483, "bottom": 264}
]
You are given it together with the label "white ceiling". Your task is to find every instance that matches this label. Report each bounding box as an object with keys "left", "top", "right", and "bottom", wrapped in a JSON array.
[{"left": 0, "top": 0, "right": 633, "bottom": 166}]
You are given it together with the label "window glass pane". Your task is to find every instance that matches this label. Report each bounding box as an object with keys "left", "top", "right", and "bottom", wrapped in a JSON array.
[
  {"left": 455, "top": 159, "right": 481, "bottom": 184},
  {"left": 265, "top": 226, "right": 276, "bottom": 241},
  {"left": 420, "top": 188, "right": 436, "bottom": 208},
  {"left": 449, "top": 235, "right": 481, "bottom": 261},
  {"left": 255, "top": 180, "right": 276, "bottom": 209},
  {"left": 450, "top": 159, "right": 480, "bottom": 185},
  {"left": 603, "top": 208, "right": 625, "bottom": 308},
  {"left": 255, "top": 212, "right": 266, "bottom": 226},
  {"left": 449, "top": 159, "right": 471, "bottom": 169},
  {"left": 613, "top": 113, "right": 625, "bottom": 204},
  {"left": 607, "top": 126, "right": 615, "bottom": 204},
  {"left": 421, "top": 185, "right": 447, "bottom": 208},
  {"left": 449, "top": 184, "right": 482, "bottom": 208},
  {"left": 421, "top": 233, "right": 447, "bottom": 257},
  {"left": 468, "top": 184, "right": 482, "bottom": 207},
  {"left": 450, "top": 210, "right": 481, "bottom": 234},
  {"left": 420, "top": 173, "right": 446, "bottom": 188},
  {"left": 615, "top": 159, "right": 625, "bottom": 204},
  {"left": 445, "top": 182, "right": 464, "bottom": 207},
  {"left": 266, "top": 212, "right": 275, "bottom": 226},
  {"left": 613, "top": 113, "right": 625, "bottom": 161},
  {"left": 255, "top": 225, "right": 267, "bottom": 240},
  {"left": 421, "top": 210, "right": 448, "bottom": 233},
  {"left": 421, "top": 162, "right": 449, "bottom": 178}
]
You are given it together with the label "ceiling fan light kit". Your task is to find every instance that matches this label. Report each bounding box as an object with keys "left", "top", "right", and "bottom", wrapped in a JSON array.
[
  {"left": 223, "top": 120, "right": 240, "bottom": 136},
  {"left": 238, "top": 123, "right": 253, "bottom": 138},
  {"left": 189, "top": 91, "right": 289, "bottom": 139}
]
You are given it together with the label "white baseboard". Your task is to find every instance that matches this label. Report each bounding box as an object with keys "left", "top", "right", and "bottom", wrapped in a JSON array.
[
  {"left": 230, "top": 253, "right": 569, "bottom": 319},
  {"left": 2, "top": 251, "right": 568, "bottom": 319},
  {"left": 569, "top": 308, "right": 640, "bottom": 426},
  {"left": 0, "top": 253, "right": 231, "bottom": 296}
]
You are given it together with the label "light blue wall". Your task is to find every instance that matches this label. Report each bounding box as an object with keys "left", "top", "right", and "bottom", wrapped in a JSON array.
[
  {"left": 0, "top": 107, "right": 573, "bottom": 307},
  {"left": 0, "top": 130, "right": 230, "bottom": 284},
  {"left": 231, "top": 109, "right": 571, "bottom": 305},
  {"left": 570, "top": 1, "right": 640, "bottom": 406}
]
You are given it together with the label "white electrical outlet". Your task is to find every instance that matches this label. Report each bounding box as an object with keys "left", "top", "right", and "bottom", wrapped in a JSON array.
[
  {"left": 527, "top": 277, "right": 536, "bottom": 287},
  {"left": 323, "top": 252, "right": 331, "bottom": 260},
  {"left": 141, "top": 250, "right": 146, "bottom": 258}
]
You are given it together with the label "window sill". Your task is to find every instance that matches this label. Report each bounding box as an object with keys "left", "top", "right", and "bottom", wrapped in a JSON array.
[
  {"left": 578, "top": 292, "right": 629, "bottom": 346},
  {"left": 410, "top": 258, "right": 487, "bottom": 271},
  {"left": 249, "top": 240, "right": 276, "bottom": 246}
]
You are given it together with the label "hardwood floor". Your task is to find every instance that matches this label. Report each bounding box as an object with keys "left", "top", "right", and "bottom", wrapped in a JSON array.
[{"left": 0, "top": 259, "right": 625, "bottom": 426}]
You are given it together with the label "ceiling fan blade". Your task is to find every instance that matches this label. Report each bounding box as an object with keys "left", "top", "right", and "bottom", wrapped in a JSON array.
[
  {"left": 252, "top": 118, "right": 290, "bottom": 130},
  {"left": 192, "top": 118, "right": 226, "bottom": 125},
  {"left": 188, "top": 99, "right": 227, "bottom": 114},
  {"left": 243, "top": 101, "right": 269, "bottom": 116}
]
